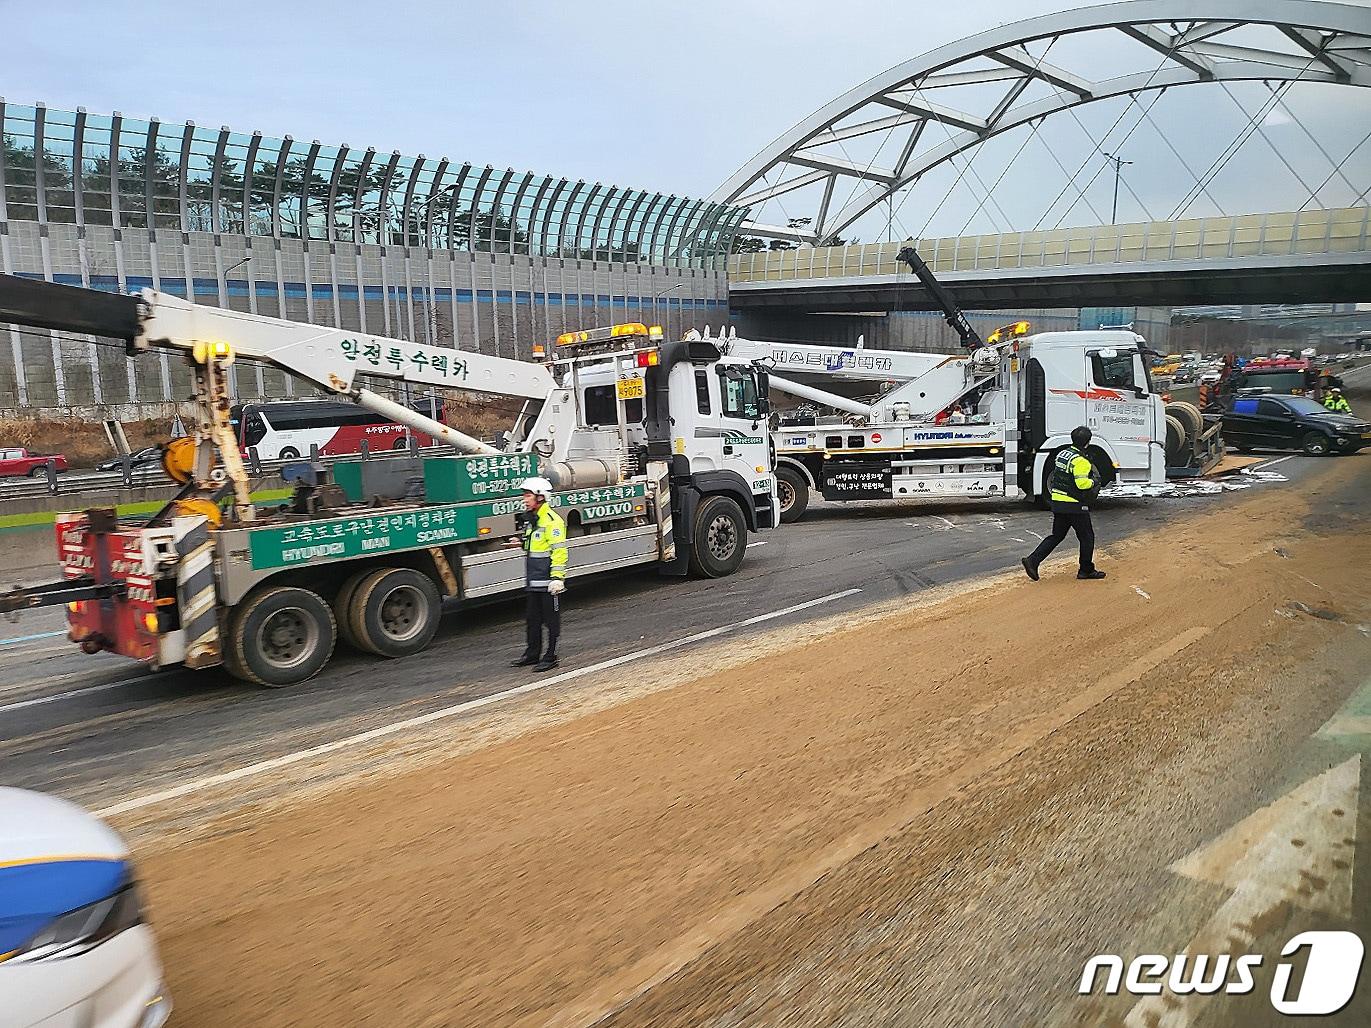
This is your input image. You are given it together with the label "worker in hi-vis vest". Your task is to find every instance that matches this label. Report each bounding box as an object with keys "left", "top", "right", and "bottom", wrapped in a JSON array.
[
  {"left": 1323, "top": 388, "right": 1352, "bottom": 414},
  {"left": 1022, "top": 426, "right": 1107, "bottom": 582},
  {"left": 510, "top": 477, "right": 568, "bottom": 672}
]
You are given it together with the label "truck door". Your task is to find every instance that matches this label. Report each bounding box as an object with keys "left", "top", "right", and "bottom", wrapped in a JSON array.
[
  {"left": 1085, "top": 347, "right": 1154, "bottom": 476},
  {"left": 717, "top": 363, "right": 777, "bottom": 526}
]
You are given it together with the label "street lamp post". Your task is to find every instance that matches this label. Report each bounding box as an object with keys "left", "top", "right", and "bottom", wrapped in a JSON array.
[
  {"left": 411, "top": 183, "right": 461, "bottom": 347},
  {"left": 653, "top": 281, "right": 684, "bottom": 337},
  {"left": 1103, "top": 152, "right": 1134, "bottom": 224}
]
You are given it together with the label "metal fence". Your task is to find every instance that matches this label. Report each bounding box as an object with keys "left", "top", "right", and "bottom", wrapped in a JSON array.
[
  {"left": 729, "top": 207, "right": 1371, "bottom": 282},
  {"left": 0, "top": 437, "right": 451, "bottom": 502}
]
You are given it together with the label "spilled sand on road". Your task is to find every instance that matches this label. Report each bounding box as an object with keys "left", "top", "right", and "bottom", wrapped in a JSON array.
[{"left": 135, "top": 457, "right": 1371, "bottom": 1026}]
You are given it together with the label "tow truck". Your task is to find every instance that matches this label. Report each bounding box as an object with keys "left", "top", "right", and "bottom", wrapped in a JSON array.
[
  {"left": 662, "top": 246, "right": 1220, "bottom": 522},
  {"left": 0, "top": 275, "right": 776, "bottom": 686}
]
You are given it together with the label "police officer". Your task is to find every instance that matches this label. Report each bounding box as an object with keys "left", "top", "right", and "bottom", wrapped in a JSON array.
[
  {"left": 1323, "top": 387, "right": 1352, "bottom": 414},
  {"left": 510, "top": 477, "right": 568, "bottom": 672},
  {"left": 1021, "top": 426, "right": 1106, "bottom": 582}
]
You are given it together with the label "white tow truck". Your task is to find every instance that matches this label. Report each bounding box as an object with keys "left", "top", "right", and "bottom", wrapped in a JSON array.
[
  {"left": 709, "top": 322, "right": 1206, "bottom": 521},
  {"left": 0, "top": 276, "right": 777, "bottom": 686},
  {"left": 691, "top": 242, "right": 1217, "bottom": 522}
]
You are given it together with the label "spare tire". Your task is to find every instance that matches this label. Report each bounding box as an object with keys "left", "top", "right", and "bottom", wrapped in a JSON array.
[{"left": 1164, "top": 414, "right": 1188, "bottom": 466}]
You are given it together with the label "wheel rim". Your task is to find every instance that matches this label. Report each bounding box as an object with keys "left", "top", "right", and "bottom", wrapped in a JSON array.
[
  {"left": 257, "top": 607, "right": 317, "bottom": 670},
  {"left": 706, "top": 512, "right": 738, "bottom": 561},
  {"left": 378, "top": 584, "right": 426, "bottom": 642},
  {"left": 778, "top": 479, "right": 795, "bottom": 513},
  {"left": 1308, "top": 437, "right": 1327, "bottom": 454}
]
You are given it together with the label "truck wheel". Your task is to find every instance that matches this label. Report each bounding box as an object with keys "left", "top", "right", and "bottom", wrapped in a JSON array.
[
  {"left": 1301, "top": 432, "right": 1331, "bottom": 457},
  {"left": 776, "top": 465, "right": 809, "bottom": 523},
  {"left": 689, "top": 495, "right": 746, "bottom": 578},
  {"left": 333, "top": 569, "right": 375, "bottom": 651},
  {"left": 28, "top": 466, "right": 47, "bottom": 478},
  {"left": 348, "top": 567, "right": 442, "bottom": 658},
  {"left": 228, "top": 586, "right": 336, "bottom": 688},
  {"left": 1165, "top": 401, "right": 1203, "bottom": 453},
  {"left": 278, "top": 447, "right": 301, "bottom": 460}
]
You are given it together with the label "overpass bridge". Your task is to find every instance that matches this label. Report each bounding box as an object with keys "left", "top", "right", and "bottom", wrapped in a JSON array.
[{"left": 727, "top": 206, "right": 1371, "bottom": 313}]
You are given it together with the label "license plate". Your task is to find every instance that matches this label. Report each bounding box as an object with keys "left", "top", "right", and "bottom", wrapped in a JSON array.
[
  {"left": 1362, "top": 432, "right": 1371, "bottom": 440},
  {"left": 616, "top": 377, "right": 645, "bottom": 400}
]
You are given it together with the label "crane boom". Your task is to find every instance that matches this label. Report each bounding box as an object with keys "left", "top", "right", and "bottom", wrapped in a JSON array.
[
  {"left": 896, "top": 245, "right": 984, "bottom": 350},
  {"left": 137, "top": 290, "right": 554, "bottom": 402}
]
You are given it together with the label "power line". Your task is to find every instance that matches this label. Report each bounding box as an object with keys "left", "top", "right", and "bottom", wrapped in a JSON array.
[
  {"left": 1032, "top": 35, "right": 1184, "bottom": 231},
  {"left": 1125, "top": 93, "right": 1227, "bottom": 217},
  {"left": 1218, "top": 81, "right": 1325, "bottom": 211},
  {"left": 1265, "top": 83, "right": 1363, "bottom": 203},
  {"left": 1168, "top": 53, "right": 1320, "bottom": 221},
  {"left": 1049, "top": 87, "right": 1170, "bottom": 229}
]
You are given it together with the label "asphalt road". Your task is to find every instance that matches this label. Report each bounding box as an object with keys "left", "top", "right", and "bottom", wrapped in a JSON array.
[{"left": 0, "top": 452, "right": 1325, "bottom": 815}]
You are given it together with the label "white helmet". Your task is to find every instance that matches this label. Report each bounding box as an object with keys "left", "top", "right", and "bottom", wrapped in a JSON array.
[{"left": 518, "top": 477, "right": 554, "bottom": 497}]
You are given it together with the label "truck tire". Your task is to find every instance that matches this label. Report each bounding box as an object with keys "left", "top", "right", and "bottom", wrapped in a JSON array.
[
  {"left": 347, "top": 567, "right": 442, "bottom": 658},
  {"left": 333, "top": 568, "right": 375, "bottom": 651},
  {"left": 278, "top": 447, "right": 301, "bottom": 460},
  {"left": 1301, "top": 432, "right": 1331, "bottom": 457},
  {"left": 776, "top": 465, "right": 810, "bottom": 523},
  {"left": 689, "top": 495, "right": 747, "bottom": 578},
  {"left": 1164, "top": 414, "right": 1188, "bottom": 466},
  {"left": 228, "top": 585, "right": 336, "bottom": 688},
  {"left": 1166, "top": 401, "right": 1204, "bottom": 448},
  {"left": 28, "top": 466, "right": 46, "bottom": 478}
]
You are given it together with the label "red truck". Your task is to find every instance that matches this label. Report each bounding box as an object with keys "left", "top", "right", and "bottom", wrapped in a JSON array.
[{"left": 0, "top": 446, "right": 68, "bottom": 477}]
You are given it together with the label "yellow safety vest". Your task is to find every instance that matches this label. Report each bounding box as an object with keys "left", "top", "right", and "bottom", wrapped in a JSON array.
[
  {"left": 523, "top": 504, "right": 568, "bottom": 590},
  {"left": 1049, "top": 447, "right": 1096, "bottom": 506}
]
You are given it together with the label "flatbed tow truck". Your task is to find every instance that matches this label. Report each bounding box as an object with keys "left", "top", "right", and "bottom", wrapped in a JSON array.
[{"left": 0, "top": 275, "right": 777, "bottom": 686}]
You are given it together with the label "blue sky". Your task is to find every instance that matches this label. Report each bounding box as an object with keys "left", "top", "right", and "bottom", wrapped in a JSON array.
[{"left": 7, "top": 0, "right": 1368, "bottom": 237}]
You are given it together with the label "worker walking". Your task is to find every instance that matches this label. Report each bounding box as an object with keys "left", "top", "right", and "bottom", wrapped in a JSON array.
[
  {"left": 510, "top": 477, "right": 568, "bottom": 672},
  {"left": 1323, "top": 387, "right": 1352, "bottom": 414},
  {"left": 1022, "top": 426, "right": 1106, "bottom": 582}
]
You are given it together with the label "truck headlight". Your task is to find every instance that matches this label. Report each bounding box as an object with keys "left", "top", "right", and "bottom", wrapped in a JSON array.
[{"left": 4, "top": 877, "right": 144, "bottom": 963}]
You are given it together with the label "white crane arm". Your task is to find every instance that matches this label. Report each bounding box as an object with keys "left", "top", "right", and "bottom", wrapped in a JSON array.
[{"left": 136, "top": 290, "right": 554, "bottom": 401}]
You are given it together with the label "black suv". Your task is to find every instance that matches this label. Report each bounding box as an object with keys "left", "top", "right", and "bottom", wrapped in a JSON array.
[{"left": 1222, "top": 394, "right": 1370, "bottom": 456}]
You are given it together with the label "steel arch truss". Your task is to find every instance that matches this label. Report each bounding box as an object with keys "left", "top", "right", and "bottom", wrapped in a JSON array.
[{"left": 713, "top": 0, "right": 1371, "bottom": 243}]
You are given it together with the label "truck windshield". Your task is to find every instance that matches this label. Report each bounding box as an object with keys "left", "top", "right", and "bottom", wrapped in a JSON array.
[
  {"left": 721, "top": 369, "right": 761, "bottom": 420},
  {"left": 1093, "top": 350, "right": 1140, "bottom": 392}
]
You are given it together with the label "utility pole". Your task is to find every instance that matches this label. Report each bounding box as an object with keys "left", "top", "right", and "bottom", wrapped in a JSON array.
[{"left": 1103, "top": 152, "right": 1134, "bottom": 224}]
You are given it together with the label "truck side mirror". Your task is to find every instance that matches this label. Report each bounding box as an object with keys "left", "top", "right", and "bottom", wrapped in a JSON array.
[{"left": 755, "top": 367, "right": 771, "bottom": 415}]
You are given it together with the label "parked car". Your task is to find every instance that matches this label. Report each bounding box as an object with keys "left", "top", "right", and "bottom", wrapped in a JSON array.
[
  {"left": 95, "top": 446, "right": 163, "bottom": 473},
  {"left": 1172, "top": 366, "right": 1197, "bottom": 383},
  {"left": 0, "top": 788, "right": 171, "bottom": 1028},
  {"left": 1222, "top": 394, "right": 1371, "bottom": 456},
  {"left": 0, "top": 447, "right": 68, "bottom": 478}
]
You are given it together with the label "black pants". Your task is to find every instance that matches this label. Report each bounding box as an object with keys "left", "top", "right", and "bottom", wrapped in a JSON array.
[
  {"left": 1027, "top": 507, "right": 1096, "bottom": 573},
  {"left": 524, "top": 591, "right": 560, "bottom": 659}
]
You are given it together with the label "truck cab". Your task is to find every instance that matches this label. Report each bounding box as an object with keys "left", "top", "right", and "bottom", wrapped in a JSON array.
[
  {"left": 1020, "top": 330, "right": 1166, "bottom": 492},
  {"left": 540, "top": 326, "right": 778, "bottom": 557}
]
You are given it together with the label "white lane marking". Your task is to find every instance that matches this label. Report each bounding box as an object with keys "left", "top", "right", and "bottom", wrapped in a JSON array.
[
  {"left": 1254, "top": 454, "right": 1296, "bottom": 470},
  {"left": 0, "top": 673, "right": 156, "bottom": 714},
  {"left": 746, "top": 541, "right": 768, "bottom": 548},
  {"left": 93, "top": 588, "right": 865, "bottom": 819},
  {"left": 0, "top": 629, "right": 67, "bottom": 647},
  {"left": 1125, "top": 756, "right": 1360, "bottom": 1027}
]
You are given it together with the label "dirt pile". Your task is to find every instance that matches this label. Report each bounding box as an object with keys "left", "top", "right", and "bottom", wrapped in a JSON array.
[{"left": 135, "top": 458, "right": 1371, "bottom": 1027}]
